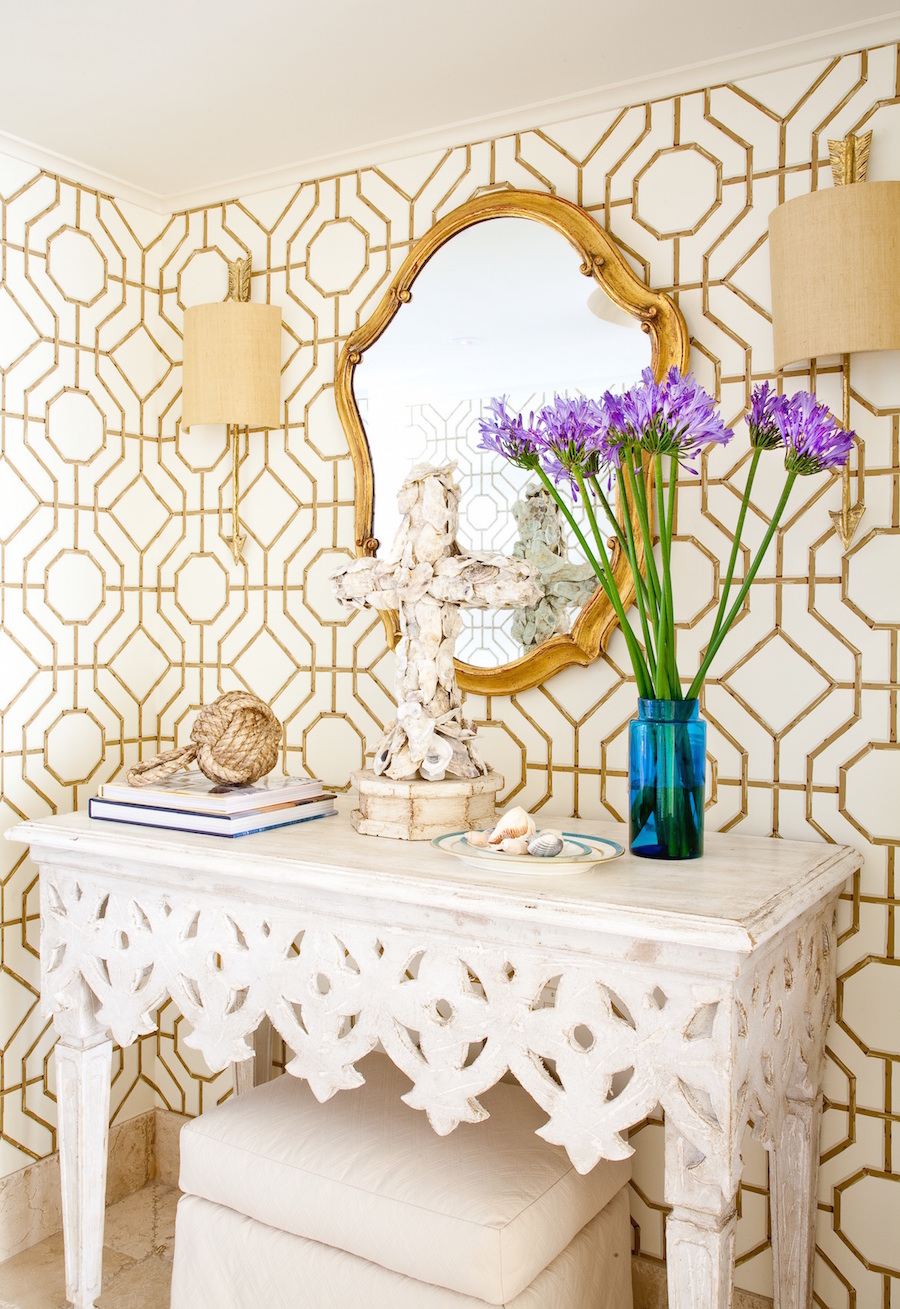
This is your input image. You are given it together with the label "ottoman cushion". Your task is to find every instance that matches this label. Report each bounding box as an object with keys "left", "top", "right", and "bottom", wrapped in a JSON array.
[
  {"left": 170, "top": 1187, "right": 633, "bottom": 1309},
  {"left": 179, "top": 1053, "right": 631, "bottom": 1304}
]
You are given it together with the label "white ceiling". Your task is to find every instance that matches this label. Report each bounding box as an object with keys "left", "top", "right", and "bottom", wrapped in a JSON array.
[{"left": 1, "top": 0, "right": 899, "bottom": 211}]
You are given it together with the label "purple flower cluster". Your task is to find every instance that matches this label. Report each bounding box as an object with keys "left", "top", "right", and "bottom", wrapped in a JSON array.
[
  {"left": 604, "top": 367, "right": 733, "bottom": 468},
  {"left": 477, "top": 374, "right": 852, "bottom": 492},
  {"left": 744, "top": 383, "right": 853, "bottom": 473},
  {"left": 779, "top": 391, "right": 854, "bottom": 475},
  {"left": 745, "top": 382, "right": 790, "bottom": 451},
  {"left": 476, "top": 397, "right": 542, "bottom": 470},
  {"left": 535, "top": 394, "right": 618, "bottom": 489},
  {"left": 477, "top": 370, "right": 732, "bottom": 494},
  {"left": 477, "top": 394, "right": 617, "bottom": 493}
]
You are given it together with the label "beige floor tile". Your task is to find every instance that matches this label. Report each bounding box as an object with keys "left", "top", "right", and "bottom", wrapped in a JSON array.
[
  {"left": 99, "top": 1252, "right": 173, "bottom": 1309},
  {"left": 0, "top": 1182, "right": 177, "bottom": 1309},
  {"left": 102, "top": 1186, "right": 157, "bottom": 1262},
  {"left": 0, "top": 1231, "right": 133, "bottom": 1309},
  {"left": 153, "top": 1186, "right": 180, "bottom": 1262},
  {"left": 103, "top": 1181, "right": 177, "bottom": 1262}
]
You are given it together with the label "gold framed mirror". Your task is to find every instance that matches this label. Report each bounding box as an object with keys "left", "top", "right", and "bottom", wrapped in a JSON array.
[{"left": 335, "top": 189, "right": 689, "bottom": 694}]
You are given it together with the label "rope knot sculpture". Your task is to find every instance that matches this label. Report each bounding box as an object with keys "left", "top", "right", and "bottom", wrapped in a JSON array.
[{"left": 126, "top": 691, "right": 282, "bottom": 788}]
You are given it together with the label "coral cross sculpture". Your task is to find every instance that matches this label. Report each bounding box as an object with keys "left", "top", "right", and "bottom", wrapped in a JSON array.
[
  {"left": 332, "top": 462, "right": 541, "bottom": 781},
  {"left": 511, "top": 483, "right": 597, "bottom": 650}
]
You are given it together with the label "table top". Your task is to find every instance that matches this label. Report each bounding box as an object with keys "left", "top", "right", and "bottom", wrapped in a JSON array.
[{"left": 9, "top": 799, "right": 859, "bottom": 958}]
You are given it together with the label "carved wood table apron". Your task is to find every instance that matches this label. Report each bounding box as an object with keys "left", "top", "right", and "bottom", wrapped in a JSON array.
[{"left": 8, "top": 805, "right": 860, "bottom": 1309}]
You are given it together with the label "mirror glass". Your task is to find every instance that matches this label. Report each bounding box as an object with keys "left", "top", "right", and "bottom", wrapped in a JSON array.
[{"left": 355, "top": 217, "right": 652, "bottom": 669}]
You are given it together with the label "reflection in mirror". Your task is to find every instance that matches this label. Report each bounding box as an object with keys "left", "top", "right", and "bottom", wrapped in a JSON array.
[{"left": 356, "top": 217, "right": 652, "bottom": 668}]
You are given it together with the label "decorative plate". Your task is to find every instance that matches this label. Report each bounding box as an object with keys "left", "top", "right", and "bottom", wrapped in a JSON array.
[{"left": 432, "top": 830, "right": 624, "bottom": 874}]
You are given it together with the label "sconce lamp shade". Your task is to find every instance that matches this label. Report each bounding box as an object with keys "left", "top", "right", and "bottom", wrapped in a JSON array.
[
  {"left": 182, "top": 301, "right": 282, "bottom": 428},
  {"left": 768, "top": 181, "right": 900, "bottom": 368}
]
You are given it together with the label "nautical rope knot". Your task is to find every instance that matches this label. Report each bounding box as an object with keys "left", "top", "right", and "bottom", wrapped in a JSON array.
[{"left": 126, "top": 691, "right": 282, "bottom": 787}]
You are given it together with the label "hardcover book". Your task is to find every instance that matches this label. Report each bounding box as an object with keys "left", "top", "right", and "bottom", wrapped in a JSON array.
[
  {"left": 88, "top": 795, "right": 337, "bottom": 837},
  {"left": 97, "top": 772, "right": 324, "bottom": 815}
]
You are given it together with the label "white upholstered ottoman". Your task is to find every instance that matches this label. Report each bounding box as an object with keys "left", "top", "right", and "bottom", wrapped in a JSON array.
[{"left": 170, "top": 1054, "right": 634, "bottom": 1308}]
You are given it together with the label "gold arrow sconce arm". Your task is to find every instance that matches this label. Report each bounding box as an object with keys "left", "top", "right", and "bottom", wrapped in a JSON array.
[
  {"left": 826, "top": 134, "right": 869, "bottom": 551},
  {"left": 768, "top": 129, "right": 900, "bottom": 554},
  {"left": 181, "top": 255, "right": 282, "bottom": 565},
  {"left": 829, "top": 350, "right": 865, "bottom": 551}
]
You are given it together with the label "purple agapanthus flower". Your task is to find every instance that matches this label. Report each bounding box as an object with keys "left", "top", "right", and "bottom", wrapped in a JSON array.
[
  {"left": 746, "top": 382, "right": 789, "bottom": 451},
  {"left": 777, "top": 391, "right": 853, "bottom": 475},
  {"left": 605, "top": 367, "right": 733, "bottom": 469},
  {"left": 476, "top": 397, "right": 541, "bottom": 470},
  {"left": 535, "top": 394, "right": 619, "bottom": 492}
]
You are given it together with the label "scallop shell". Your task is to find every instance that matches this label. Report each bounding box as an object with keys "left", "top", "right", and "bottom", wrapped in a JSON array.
[
  {"left": 496, "top": 836, "right": 530, "bottom": 855},
  {"left": 464, "top": 829, "right": 490, "bottom": 848},
  {"left": 488, "top": 805, "right": 536, "bottom": 844},
  {"left": 527, "top": 830, "right": 564, "bottom": 858}
]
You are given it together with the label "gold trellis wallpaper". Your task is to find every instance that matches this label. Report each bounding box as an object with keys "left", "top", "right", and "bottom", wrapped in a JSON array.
[{"left": 1, "top": 36, "right": 899, "bottom": 1305}]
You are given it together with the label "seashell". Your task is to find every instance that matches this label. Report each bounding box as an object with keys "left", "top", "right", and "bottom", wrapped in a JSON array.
[
  {"left": 496, "top": 836, "right": 530, "bottom": 855},
  {"left": 419, "top": 755, "right": 447, "bottom": 782},
  {"left": 528, "top": 830, "right": 565, "bottom": 858},
  {"left": 419, "top": 733, "right": 453, "bottom": 782},
  {"left": 464, "top": 829, "right": 490, "bottom": 848},
  {"left": 488, "top": 805, "right": 536, "bottom": 844}
]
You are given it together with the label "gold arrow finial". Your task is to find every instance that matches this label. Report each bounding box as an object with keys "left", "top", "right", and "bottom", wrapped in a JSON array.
[
  {"left": 829, "top": 501, "right": 865, "bottom": 550},
  {"left": 828, "top": 131, "right": 872, "bottom": 186},
  {"left": 226, "top": 256, "right": 252, "bottom": 303}
]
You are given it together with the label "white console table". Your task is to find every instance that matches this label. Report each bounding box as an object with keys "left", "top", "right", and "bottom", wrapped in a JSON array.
[{"left": 9, "top": 805, "right": 859, "bottom": 1309}]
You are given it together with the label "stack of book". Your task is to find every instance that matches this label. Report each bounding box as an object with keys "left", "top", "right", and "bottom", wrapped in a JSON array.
[{"left": 89, "top": 773, "right": 337, "bottom": 838}]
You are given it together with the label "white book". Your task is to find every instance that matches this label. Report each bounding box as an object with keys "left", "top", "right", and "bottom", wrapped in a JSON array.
[
  {"left": 88, "top": 795, "right": 337, "bottom": 838},
  {"left": 97, "top": 772, "right": 325, "bottom": 815}
]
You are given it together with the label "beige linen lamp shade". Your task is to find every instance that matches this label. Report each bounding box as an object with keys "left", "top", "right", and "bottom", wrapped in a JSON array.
[
  {"left": 181, "top": 301, "right": 282, "bottom": 428},
  {"left": 768, "top": 181, "right": 900, "bottom": 368}
]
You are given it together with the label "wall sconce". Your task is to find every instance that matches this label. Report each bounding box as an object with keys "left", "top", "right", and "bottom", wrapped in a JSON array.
[
  {"left": 768, "top": 132, "right": 900, "bottom": 549},
  {"left": 181, "top": 257, "right": 282, "bottom": 563}
]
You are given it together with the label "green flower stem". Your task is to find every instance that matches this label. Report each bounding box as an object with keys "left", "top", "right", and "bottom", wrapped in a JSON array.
[
  {"left": 534, "top": 464, "right": 652, "bottom": 696},
  {"left": 622, "top": 447, "right": 661, "bottom": 618},
  {"left": 655, "top": 590, "right": 671, "bottom": 699},
  {"left": 655, "top": 455, "right": 681, "bottom": 700},
  {"left": 587, "top": 476, "right": 628, "bottom": 555},
  {"left": 707, "top": 447, "right": 761, "bottom": 652},
  {"left": 666, "top": 449, "right": 678, "bottom": 545},
  {"left": 589, "top": 474, "right": 657, "bottom": 679},
  {"left": 666, "top": 454, "right": 680, "bottom": 696},
  {"left": 687, "top": 469, "right": 798, "bottom": 700},
  {"left": 575, "top": 467, "right": 656, "bottom": 693},
  {"left": 533, "top": 466, "right": 602, "bottom": 583},
  {"left": 590, "top": 473, "right": 656, "bottom": 628}
]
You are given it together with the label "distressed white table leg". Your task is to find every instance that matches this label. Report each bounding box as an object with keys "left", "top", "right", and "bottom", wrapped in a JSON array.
[
  {"left": 664, "top": 1120, "right": 737, "bottom": 1309},
  {"left": 53, "top": 980, "right": 112, "bottom": 1309},
  {"left": 666, "top": 1203, "right": 737, "bottom": 1309},
  {"left": 232, "top": 1016, "right": 274, "bottom": 1096},
  {"left": 770, "top": 1095, "right": 822, "bottom": 1309},
  {"left": 758, "top": 900, "right": 837, "bottom": 1309}
]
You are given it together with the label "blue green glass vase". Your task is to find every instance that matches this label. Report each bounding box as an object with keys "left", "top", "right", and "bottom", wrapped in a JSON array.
[{"left": 628, "top": 699, "right": 706, "bottom": 859}]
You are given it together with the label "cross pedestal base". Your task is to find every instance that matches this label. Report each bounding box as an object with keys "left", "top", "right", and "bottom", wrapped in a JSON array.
[{"left": 350, "top": 769, "right": 504, "bottom": 841}]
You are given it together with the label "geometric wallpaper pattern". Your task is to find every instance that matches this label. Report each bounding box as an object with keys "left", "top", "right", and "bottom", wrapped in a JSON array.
[{"left": 1, "top": 37, "right": 899, "bottom": 1305}]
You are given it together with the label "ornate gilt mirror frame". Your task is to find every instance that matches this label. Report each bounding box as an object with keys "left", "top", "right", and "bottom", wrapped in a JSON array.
[{"left": 335, "top": 189, "right": 689, "bottom": 694}]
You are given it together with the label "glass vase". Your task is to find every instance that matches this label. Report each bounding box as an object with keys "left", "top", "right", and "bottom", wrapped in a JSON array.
[{"left": 628, "top": 698, "right": 706, "bottom": 860}]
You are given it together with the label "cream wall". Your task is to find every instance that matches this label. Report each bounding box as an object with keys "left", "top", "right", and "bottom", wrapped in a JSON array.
[{"left": 1, "top": 38, "right": 899, "bottom": 1305}]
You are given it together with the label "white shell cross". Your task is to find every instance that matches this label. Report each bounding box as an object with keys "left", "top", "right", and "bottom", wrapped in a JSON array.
[{"left": 332, "top": 462, "right": 541, "bottom": 781}]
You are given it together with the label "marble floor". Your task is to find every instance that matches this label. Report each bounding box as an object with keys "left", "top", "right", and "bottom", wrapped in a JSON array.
[{"left": 0, "top": 1181, "right": 176, "bottom": 1309}]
